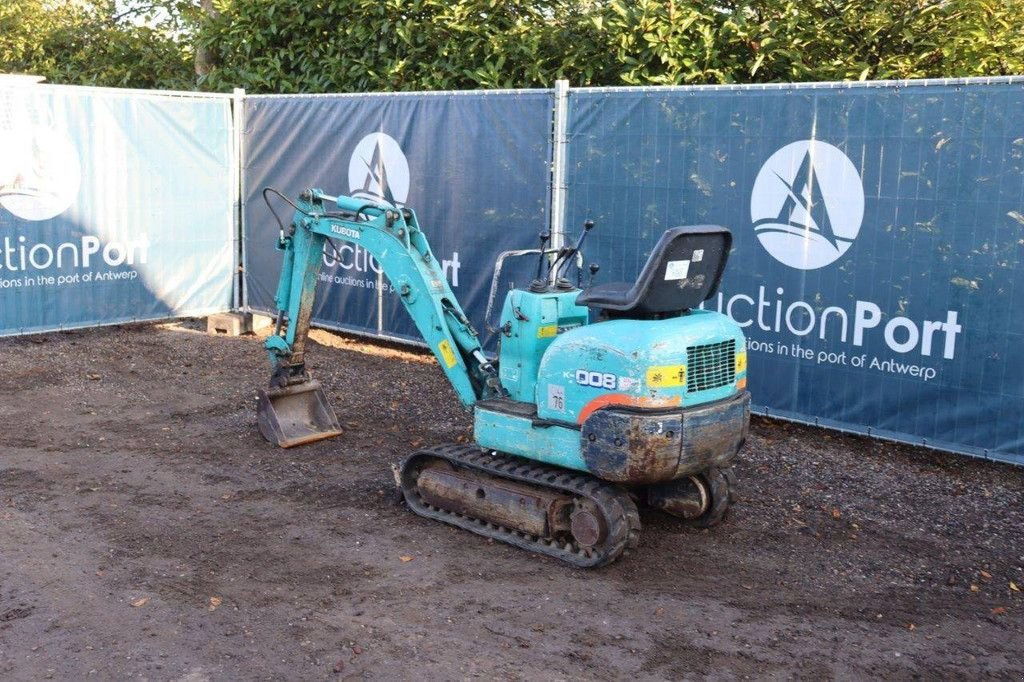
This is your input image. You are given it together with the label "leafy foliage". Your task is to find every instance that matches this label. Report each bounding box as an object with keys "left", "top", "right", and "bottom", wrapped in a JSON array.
[
  {"left": 2, "top": 0, "right": 1022, "bottom": 92},
  {"left": 196, "top": 0, "right": 591, "bottom": 92},
  {"left": 719, "top": 0, "right": 1024, "bottom": 83},
  {"left": 198, "top": 0, "right": 1024, "bottom": 92},
  {"left": 0, "top": 0, "right": 193, "bottom": 89}
]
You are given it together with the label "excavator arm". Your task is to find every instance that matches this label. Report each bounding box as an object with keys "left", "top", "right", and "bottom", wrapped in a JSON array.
[{"left": 257, "top": 188, "right": 500, "bottom": 447}]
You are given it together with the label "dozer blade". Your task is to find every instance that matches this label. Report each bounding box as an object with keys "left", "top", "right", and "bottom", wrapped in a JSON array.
[{"left": 256, "top": 380, "right": 342, "bottom": 448}]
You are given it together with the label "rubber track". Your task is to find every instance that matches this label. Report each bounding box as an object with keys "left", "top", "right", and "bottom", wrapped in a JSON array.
[{"left": 399, "top": 444, "right": 641, "bottom": 568}]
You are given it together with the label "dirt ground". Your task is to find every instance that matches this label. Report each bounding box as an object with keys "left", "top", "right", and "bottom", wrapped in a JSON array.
[{"left": 0, "top": 320, "right": 1022, "bottom": 681}]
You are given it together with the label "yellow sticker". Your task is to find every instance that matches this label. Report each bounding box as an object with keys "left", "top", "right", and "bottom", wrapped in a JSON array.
[
  {"left": 438, "top": 339, "right": 458, "bottom": 368},
  {"left": 537, "top": 325, "right": 557, "bottom": 339},
  {"left": 647, "top": 365, "right": 686, "bottom": 388},
  {"left": 735, "top": 351, "right": 747, "bottom": 374}
]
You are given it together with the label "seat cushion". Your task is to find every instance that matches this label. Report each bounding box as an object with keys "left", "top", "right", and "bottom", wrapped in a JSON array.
[{"left": 575, "top": 282, "right": 634, "bottom": 308}]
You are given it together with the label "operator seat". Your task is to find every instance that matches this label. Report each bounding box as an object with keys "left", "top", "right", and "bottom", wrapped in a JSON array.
[{"left": 576, "top": 225, "right": 732, "bottom": 319}]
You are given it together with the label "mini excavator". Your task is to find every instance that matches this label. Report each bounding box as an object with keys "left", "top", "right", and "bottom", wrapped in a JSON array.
[{"left": 257, "top": 188, "right": 749, "bottom": 567}]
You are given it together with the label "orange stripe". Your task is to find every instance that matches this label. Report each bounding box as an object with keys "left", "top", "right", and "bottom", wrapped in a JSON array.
[{"left": 577, "top": 393, "right": 682, "bottom": 424}]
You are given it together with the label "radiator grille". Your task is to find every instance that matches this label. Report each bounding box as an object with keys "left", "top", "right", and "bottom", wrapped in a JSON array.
[{"left": 686, "top": 341, "right": 736, "bottom": 393}]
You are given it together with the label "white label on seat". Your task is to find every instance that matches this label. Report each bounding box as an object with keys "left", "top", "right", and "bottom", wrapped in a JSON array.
[
  {"left": 664, "top": 259, "right": 691, "bottom": 280},
  {"left": 692, "top": 249, "right": 704, "bottom": 262}
]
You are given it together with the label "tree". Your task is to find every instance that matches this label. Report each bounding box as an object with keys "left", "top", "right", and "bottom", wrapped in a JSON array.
[
  {"left": 0, "top": 0, "right": 193, "bottom": 89},
  {"left": 195, "top": 0, "right": 593, "bottom": 92},
  {"left": 3, "top": 0, "right": 1021, "bottom": 92},
  {"left": 194, "top": 0, "right": 1024, "bottom": 93},
  {"left": 577, "top": 0, "right": 1024, "bottom": 86},
  {"left": 939, "top": 0, "right": 1024, "bottom": 77}
]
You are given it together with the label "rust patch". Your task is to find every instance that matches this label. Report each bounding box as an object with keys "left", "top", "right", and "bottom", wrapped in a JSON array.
[
  {"left": 581, "top": 408, "right": 682, "bottom": 484},
  {"left": 416, "top": 463, "right": 572, "bottom": 537},
  {"left": 646, "top": 477, "right": 707, "bottom": 519},
  {"left": 623, "top": 418, "right": 680, "bottom": 483},
  {"left": 581, "top": 392, "right": 750, "bottom": 484},
  {"left": 675, "top": 391, "right": 750, "bottom": 477}
]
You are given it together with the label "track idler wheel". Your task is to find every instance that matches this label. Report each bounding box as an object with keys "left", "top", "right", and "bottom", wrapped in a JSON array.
[{"left": 646, "top": 466, "right": 734, "bottom": 528}]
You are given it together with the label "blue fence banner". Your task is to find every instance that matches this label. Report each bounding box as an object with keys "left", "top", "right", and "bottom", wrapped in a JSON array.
[
  {"left": 241, "top": 90, "right": 554, "bottom": 343},
  {"left": 18, "top": 78, "right": 1012, "bottom": 465},
  {"left": 563, "top": 80, "right": 1024, "bottom": 465},
  {"left": 0, "top": 85, "right": 235, "bottom": 335}
]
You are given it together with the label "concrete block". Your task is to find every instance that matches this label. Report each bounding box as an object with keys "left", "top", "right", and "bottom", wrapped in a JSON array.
[
  {"left": 252, "top": 313, "right": 275, "bottom": 332},
  {"left": 207, "top": 312, "right": 253, "bottom": 336}
]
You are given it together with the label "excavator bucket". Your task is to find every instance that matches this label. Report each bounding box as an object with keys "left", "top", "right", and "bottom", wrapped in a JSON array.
[{"left": 256, "top": 380, "right": 342, "bottom": 448}]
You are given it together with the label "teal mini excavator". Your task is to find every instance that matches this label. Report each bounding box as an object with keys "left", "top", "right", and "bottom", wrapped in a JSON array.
[{"left": 257, "top": 188, "right": 750, "bottom": 567}]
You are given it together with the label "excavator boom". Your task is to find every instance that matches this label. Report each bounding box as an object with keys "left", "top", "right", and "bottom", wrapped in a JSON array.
[{"left": 257, "top": 189, "right": 498, "bottom": 448}]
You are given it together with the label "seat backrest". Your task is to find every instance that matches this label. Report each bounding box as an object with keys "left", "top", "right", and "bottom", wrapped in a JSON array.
[
  {"left": 576, "top": 225, "right": 732, "bottom": 317},
  {"left": 635, "top": 225, "right": 732, "bottom": 314}
]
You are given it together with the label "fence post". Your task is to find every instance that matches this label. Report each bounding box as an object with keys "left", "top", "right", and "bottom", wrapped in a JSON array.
[
  {"left": 232, "top": 87, "right": 246, "bottom": 311},
  {"left": 550, "top": 80, "right": 570, "bottom": 253}
]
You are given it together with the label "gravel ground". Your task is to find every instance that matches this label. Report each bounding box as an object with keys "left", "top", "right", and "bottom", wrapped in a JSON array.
[{"left": 0, "top": 320, "right": 1022, "bottom": 681}]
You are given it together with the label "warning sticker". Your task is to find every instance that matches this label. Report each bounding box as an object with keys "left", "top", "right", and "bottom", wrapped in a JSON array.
[
  {"left": 438, "top": 339, "right": 458, "bottom": 368},
  {"left": 647, "top": 364, "right": 686, "bottom": 388},
  {"left": 664, "top": 260, "right": 691, "bottom": 280},
  {"left": 692, "top": 249, "right": 704, "bottom": 262}
]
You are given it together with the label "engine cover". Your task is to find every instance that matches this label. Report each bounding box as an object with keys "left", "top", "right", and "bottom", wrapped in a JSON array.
[{"left": 535, "top": 310, "right": 746, "bottom": 424}]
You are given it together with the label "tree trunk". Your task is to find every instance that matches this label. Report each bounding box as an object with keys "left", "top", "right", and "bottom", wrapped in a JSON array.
[{"left": 195, "top": 0, "right": 219, "bottom": 78}]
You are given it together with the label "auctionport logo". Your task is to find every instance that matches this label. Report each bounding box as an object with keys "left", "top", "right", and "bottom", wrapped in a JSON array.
[
  {"left": 0, "top": 113, "right": 148, "bottom": 282},
  {"left": 325, "top": 131, "right": 461, "bottom": 288},
  {"left": 0, "top": 124, "right": 80, "bottom": 221},
  {"left": 347, "top": 133, "right": 409, "bottom": 206},
  {"left": 750, "top": 140, "right": 864, "bottom": 270}
]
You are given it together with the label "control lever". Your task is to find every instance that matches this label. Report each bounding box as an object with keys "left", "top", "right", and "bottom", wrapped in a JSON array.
[
  {"left": 553, "top": 219, "right": 595, "bottom": 283},
  {"left": 532, "top": 231, "right": 551, "bottom": 288},
  {"left": 584, "top": 262, "right": 600, "bottom": 288}
]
